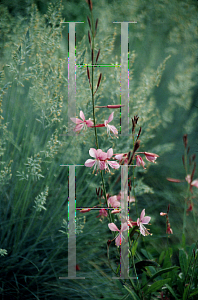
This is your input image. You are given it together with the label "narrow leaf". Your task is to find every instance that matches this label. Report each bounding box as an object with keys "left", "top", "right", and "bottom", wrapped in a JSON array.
[
  {"left": 179, "top": 249, "right": 188, "bottom": 277},
  {"left": 143, "top": 278, "right": 171, "bottom": 295},
  {"left": 123, "top": 285, "right": 141, "bottom": 300},
  {"left": 165, "top": 284, "right": 179, "bottom": 300}
]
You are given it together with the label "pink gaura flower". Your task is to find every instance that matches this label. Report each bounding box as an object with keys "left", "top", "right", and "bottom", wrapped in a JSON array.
[
  {"left": 137, "top": 209, "right": 151, "bottom": 236},
  {"left": 70, "top": 111, "right": 93, "bottom": 133},
  {"left": 108, "top": 222, "right": 128, "bottom": 247},
  {"left": 108, "top": 192, "right": 135, "bottom": 212},
  {"left": 108, "top": 195, "right": 120, "bottom": 208},
  {"left": 84, "top": 148, "right": 120, "bottom": 172},
  {"left": 144, "top": 152, "right": 159, "bottom": 163},
  {"left": 136, "top": 155, "right": 146, "bottom": 169},
  {"left": 114, "top": 153, "right": 128, "bottom": 165},
  {"left": 96, "top": 208, "right": 108, "bottom": 218},
  {"left": 92, "top": 112, "right": 118, "bottom": 138}
]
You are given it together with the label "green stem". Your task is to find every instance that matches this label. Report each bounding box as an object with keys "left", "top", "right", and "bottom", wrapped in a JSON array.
[
  {"left": 89, "top": 10, "right": 113, "bottom": 224},
  {"left": 132, "top": 134, "right": 138, "bottom": 218},
  {"left": 183, "top": 147, "right": 190, "bottom": 235}
]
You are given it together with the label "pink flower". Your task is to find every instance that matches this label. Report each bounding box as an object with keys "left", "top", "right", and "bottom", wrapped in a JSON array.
[
  {"left": 70, "top": 111, "right": 93, "bottom": 133},
  {"left": 144, "top": 152, "right": 159, "bottom": 163},
  {"left": 92, "top": 112, "right": 118, "bottom": 138},
  {"left": 104, "top": 112, "right": 118, "bottom": 137},
  {"left": 137, "top": 209, "right": 151, "bottom": 236},
  {"left": 108, "top": 195, "right": 120, "bottom": 208},
  {"left": 105, "top": 148, "right": 120, "bottom": 171},
  {"left": 108, "top": 222, "right": 128, "bottom": 247},
  {"left": 136, "top": 155, "right": 145, "bottom": 169},
  {"left": 84, "top": 148, "right": 120, "bottom": 172},
  {"left": 85, "top": 148, "right": 106, "bottom": 171},
  {"left": 114, "top": 153, "right": 128, "bottom": 165},
  {"left": 96, "top": 208, "right": 108, "bottom": 218}
]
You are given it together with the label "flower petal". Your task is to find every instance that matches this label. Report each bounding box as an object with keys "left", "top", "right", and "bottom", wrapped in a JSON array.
[
  {"left": 140, "top": 209, "right": 145, "bottom": 221},
  {"left": 109, "top": 125, "right": 118, "bottom": 135},
  {"left": 84, "top": 159, "right": 96, "bottom": 167},
  {"left": 79, "top": 111, "right": 85, "bottom": 121},
  {"left": 108, "top": 112, "right": 114, "bottom": 123},
  {"left": 86, "top": 119, "right": 94, "bottom": 127},
  {"left": 89, "top": 148, "right": 97, "bottom": 158},
  {"left": 108, "top": 223, "right": 119, "bottom": 232},
  {"left": 191, "top": 179, "right": 198, "bottom": 188},
  {"left": 70, "top": 117, "right": 83, "bottom": 125},
  {"left": 74, "top": 124, "right": 84, "bottom": 132},
  {"left": 107, "top": 160, "right": 120, "bottom": 169},
  {"left": 107, "top": 148, "right": 113, "bottom": 159},
  {"left": 142, "top": 216, "right": 151, "bottom": 224},
  {"left": 115, "top": 234, "right": 122, "bottom": 247},
  {"left": 139, "top": 224, "right": 146, "bottom": 236},
  {"left": 99, "top": 160, "right": 106, "bottom": 170},
  {"left": 114, "top": 153, "right": 125, "bottom": 161},
  {"left": 108, "top": 196, "right": 120, "bottom": 207},
  {"left": 121, "top": 222, "right": 128, "bottom": 232}
]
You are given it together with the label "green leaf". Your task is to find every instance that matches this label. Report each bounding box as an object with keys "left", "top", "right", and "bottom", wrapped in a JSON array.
[
  {"left": 135, "top": 260, "right": 159, "bottom": 271},
  {"left": 183, "top": 285, "right": 190, "bottom": 300},
  {"left": 189, "top": 289, "right": 198, "bottom": 298},
  {"left": 131, "top": 240, "right": 138, "bottom": 256},
  {"left": 182, "top": 233, "right": 186, "bottom": 248},
  {"left": 149, "top": 266, "right": 179, "bottom": 281},
  {"left": 123, "top": 285, "right": 141, "bottom": 300},
  {"left": 159, "top": 250, "right": 165, "bottom": 265},
  {"left": 165, "top": 284, "right": 179, "bottom": 300},
  {"left": 179, "top": 249, "right": 188, "bottom": 277},
  {"left": 143, "top": 278, "right": 171, "bottom": 295}
]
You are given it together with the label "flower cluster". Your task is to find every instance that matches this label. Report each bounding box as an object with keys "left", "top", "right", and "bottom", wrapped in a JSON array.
[
  {"left": 115, "top": 151, "right": 159, "bottom": 169},
  {"left": 108, "top": 209, "right": 151, "bottom": 247},
  {"left": 75, "top": 4, "right": 160, "bottom": 252},
  {"left": 84, "top": 148, "right": 120, "bottom": 173}
]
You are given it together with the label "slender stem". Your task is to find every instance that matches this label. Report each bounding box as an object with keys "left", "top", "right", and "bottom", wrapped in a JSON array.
[
  {"left": 89, "top": 10, "right": 113, "bottom": 224},
  {"left": 132, "top": 134, "right": 138, "bottom": 218},
  {"left": 183, "top": 147, "right": 190, "bottom": 235}
]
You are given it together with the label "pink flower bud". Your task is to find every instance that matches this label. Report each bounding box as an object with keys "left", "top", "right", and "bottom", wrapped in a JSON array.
[
  {"left": 160, "top": 212, "right": 167, "bottom": 216},
  {"left": 136, "top": 155, "right": 145, "bottom": 169},
  {"left": 144, "top": 152, "right": 159, "bottom": 163}
]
